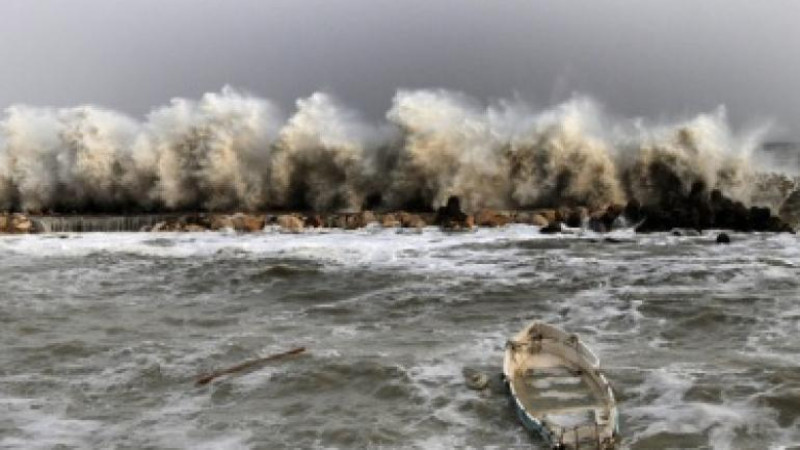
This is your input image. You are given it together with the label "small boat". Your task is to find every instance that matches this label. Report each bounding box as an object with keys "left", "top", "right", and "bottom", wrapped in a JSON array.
[{"left": 503, "top": 321, "right": 619, "bottom": 449}]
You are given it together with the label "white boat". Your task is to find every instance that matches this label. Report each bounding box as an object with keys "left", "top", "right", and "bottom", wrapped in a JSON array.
[{"left": 503, "top": 321, "right": 619, "bottom": 449}]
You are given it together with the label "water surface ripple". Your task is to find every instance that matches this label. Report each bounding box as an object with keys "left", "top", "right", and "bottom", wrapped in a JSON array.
[{"left": 0, "top": 227, "right": 798, "bottom": 449}]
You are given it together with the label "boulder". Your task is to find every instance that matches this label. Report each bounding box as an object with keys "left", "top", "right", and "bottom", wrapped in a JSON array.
[
  {"left": 475, "top": 209, "right": 511, "bottom": 227},
  {"left": 565, "top": 207, "right": 589, "bottom": 228},
  {"left": 305, "top": 214, "right": 324, "bottom": 228},
  {"left": 380, "top": 213, "right": 401, "bottom": 228},
  {"left": 399, "top": 212, "right": 426, "bottom": 229},
  {"left": 540, "top": 221, "right": 563, "bottom": 234},
  {"left": 209, "top": 215, "right": 234, "bottom": 230},
  {"left": 277, "top": 214, "right": 304, "bottom": 232},
  {"left": 716, "top": 233, "right": 731, "bottom": 244},
  {"left": 231, "top": 213, "right": 265, "bottom": 232},
  {"left": 0, "top": 213, "right": 41, "bottom": 234},
  {"left": 533, "top": 209, "right": 558, "bottom": 223},
  {"left": 184, "top": 224, "right": 207, "bottom": 232},
  {"left": 8, "top": 213, "right": 35, "bottom": 233},
  {"left": 346, "top": 211, "right": 377, "bottom": 229},
  {"left": 464, "top": 214, "right": 475, "bottom": 229},
  {"left": 588, "top": 211, "right": 608, "bottom": 233},
  {"left": 435, "top": 196, "right": 472, "bottom": 230},
  {"left": 513, "top": 212, "right": 531, "bottom": 224},
  {"left": 326, "top": 214, "right": 348, "bottom": 229},
  {"left": 530, "top": 214, "right": 549, "bottom": 228}
]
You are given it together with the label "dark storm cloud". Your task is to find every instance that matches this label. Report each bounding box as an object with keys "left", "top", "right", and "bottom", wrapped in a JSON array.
[{"left": 0, "top": 0, "right": 798, "bottom": 133}]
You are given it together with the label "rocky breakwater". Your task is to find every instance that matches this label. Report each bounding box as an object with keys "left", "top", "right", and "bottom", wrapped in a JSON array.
[
  {"left": 0, "top": 186, "right": 795, "bottom": 234},
  {"left": 0, "top": 213, "right": 39, "bottom": 234}
]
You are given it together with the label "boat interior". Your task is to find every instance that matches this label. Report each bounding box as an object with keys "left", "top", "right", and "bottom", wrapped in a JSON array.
[{"left": 506, "top": 323, "right": 616, "bottom": 448}]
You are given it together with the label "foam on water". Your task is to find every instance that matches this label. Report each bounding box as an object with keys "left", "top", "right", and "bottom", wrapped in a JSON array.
[{"left": 0, "top": 228, "right": 799, "bottom": 448}]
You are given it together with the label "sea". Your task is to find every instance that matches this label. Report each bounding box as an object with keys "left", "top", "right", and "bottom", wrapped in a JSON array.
[{"left": 0, "top": 226, "right": 798, "bottom": 449}]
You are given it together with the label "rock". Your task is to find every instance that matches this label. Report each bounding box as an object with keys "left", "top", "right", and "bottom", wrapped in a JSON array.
[
  {"left": 588, "top": 211, "right": 607, "bottom": 233},
  {"left": 624, "top": 199, "right": 643, "bottom": 224},
  {"left": 184, "top": 224, "right": 207, "bottom": 232},
  {"left": 209, "top": 215, "right": 234, "bottom": 230},
  {"left": 277, "top": 214, "right": 304, "bottom": 232},
  {"left": 230, "top": 213, "right": 265, "bottom": 232},
  {"left": 513, "top": 212, "right": 531, "bottom": 224},
  {"left": 0, "top": 214, "right": 8, "bottom": 232},
  {"left": 475, "top": 209, "right": 511, "bottom": 227},
  {"left": 533, "top": 209, "right": 558, "bottom": 224},
  {"left": 530, "top": 214, "right": 549, "bottom": 228},
  {"left": 540, "top": 221, "right": 563, "bottom": 234},
  {"left": 565, "top": 207, "right": 589, "bottom": 228},
  {"left": 435, "top": 196, "right": 472, "bottom": 230},
  {"left": 464, "top": 214, "right": 475, "bottom": 229},
  {"left": 305, "top": 214, "right": 324, "bottom": 228},
  {"left": 346, "top": 211, "right": 377, "bottom": 229},
  {"left": 716, "top": 232, "right": 731, "bottom": 244},
  {"left": 326, "top": 214, "right": 348, "bottom": 229},
  {"left": 380, "top": 213, "right": 401, "bottom": 228},
  {"left": 10, "top": 213, "right": 34, "bottom": 233},
  {"left": 399, "top": 212, "right": 426, "bottom": 229}
]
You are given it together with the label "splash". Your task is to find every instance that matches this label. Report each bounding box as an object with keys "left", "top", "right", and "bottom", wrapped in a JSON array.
[{"left": 0, "top": 87, "right": 779, "bottom": 213}]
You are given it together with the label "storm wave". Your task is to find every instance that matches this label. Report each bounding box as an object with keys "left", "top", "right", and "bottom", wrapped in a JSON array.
[{"left": 0, "top": 87, "right": 777, "bottom": 213}]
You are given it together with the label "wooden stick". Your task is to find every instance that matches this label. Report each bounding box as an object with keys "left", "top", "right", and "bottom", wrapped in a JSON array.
[{"left": 195, "top": 346, "right": 306, "bottom": 386}]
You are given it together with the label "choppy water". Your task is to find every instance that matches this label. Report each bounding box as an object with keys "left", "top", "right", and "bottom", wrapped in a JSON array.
[{"left": 0, "top": 227, "right": 798, "bottom": 449}]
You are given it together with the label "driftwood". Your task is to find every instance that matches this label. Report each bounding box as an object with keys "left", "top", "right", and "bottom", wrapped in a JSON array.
[{"left": 195, "top": 346, "right": 306, "bottom": 386}]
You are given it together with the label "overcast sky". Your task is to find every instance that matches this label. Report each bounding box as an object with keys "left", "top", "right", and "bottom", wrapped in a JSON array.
[{"left": 1, "top": 0, "right": 798, "bottom": 138}]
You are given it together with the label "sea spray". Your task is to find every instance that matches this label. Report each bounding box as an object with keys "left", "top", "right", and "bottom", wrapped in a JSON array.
[{"left": 0, "top": 87, "right": 785, "bottom": 213}]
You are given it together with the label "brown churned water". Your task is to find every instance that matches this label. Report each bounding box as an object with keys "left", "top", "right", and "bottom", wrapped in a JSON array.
[{"left": 0, "top": 227, "right": 798, "bottom": 448}]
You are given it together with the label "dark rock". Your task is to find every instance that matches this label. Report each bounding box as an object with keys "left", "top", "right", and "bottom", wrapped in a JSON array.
[
  {"left": 565, "top": 207, "right": 588, "bottom": 228},
  {"left": 435, "top": 196, "right": 472, "bottom": 230},
  {"left": 716, "top": 233, "right": 731, "bottom": 244},
  {"left": 539, "top": 221, "right": 563, "bottom": 234},
  {"left": 305, "top": 214, "right": 324, "bottom": 228}
]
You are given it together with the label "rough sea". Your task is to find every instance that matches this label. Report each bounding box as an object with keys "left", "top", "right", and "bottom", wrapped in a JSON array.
[{"left": 1, "top": 226, "right": 798, "bottom": 449}]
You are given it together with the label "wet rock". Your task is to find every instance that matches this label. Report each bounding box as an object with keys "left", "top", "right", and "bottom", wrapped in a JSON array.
[
  {"left": 565, "top": 207, "right": 589, "bottom": 228},
  {"left": 346, "top": 211, "right": 377, "bottom": 229},
  {"left": 380, "top": 213, "right": 401, "bottom": 228},
  {"left": 324, "top": 214, "right": 348, "bottom": 229},
  {"left": 399, "top": 212, "right": 426, "bottom": 229},
  {"left": 305, "top": 214, "right": 324, "bottom": 228},
  {"left": 588, "top": 210, "right": 608, "bottom": 233},
  {"left": 623, "top": 199, "right": 643, "bottom": 224},
  {"left": 716, "top": 233, "right": 731, "bottom": 244},
  {"left": 435, "top": 196, "right": 472, "bottom": 230},
  {"left": 1, "top": 213, "right": 38, "bottom": 233},
  {"left": 534, "top": 209, "right": 558, "bottom": 224},
  {"left": 13, "top": 214, "right": 33, "bottom": 233},
  {"left": 539, "top": 221, "right": 563, "bottom": 234},
  {"left": 530, "top": 214, "right": 549, "bottom": 228},
  {"left": 277, "top": 214, "right": 304, "bottom": 232},
  {"left": 230, "top": 213, "right": 265, "bottom": 232},
  {"left": 474, "top": 209, "right": 511, "bottom": 227},
  {"left": 209, "top": 215, "right": 234, "bottom": 231},
  {"left": 184, "top": 224, "right": 207, "bottom": 232}
]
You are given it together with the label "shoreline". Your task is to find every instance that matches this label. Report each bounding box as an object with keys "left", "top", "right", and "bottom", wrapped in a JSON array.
[{"left": 0, "top": 200, "right": 796, "bottom": 235}]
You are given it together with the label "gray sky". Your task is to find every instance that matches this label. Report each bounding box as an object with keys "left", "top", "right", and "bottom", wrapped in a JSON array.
[{"left": 1, "top": 0, "right": 799, "bottom": 137}]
